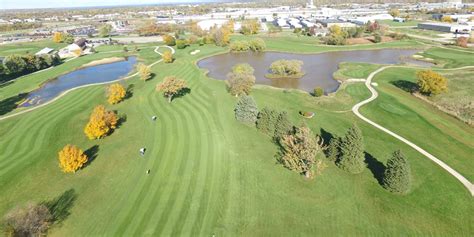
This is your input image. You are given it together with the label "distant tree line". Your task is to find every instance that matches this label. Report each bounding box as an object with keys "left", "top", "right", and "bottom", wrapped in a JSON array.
[
  {"left": 0, "top": 22, "right": 42, "bottom": 32},
  {"left": 1, "top": 54, "right": 61, "bottom": 80}
]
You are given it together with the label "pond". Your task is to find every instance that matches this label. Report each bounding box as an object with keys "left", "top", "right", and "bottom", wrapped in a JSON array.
[
  {"left": 21, "top": 56, "right": 137, "bottom": 107},
  {"left": 197, "top": 49, "right": 428, "bottom": 93}
]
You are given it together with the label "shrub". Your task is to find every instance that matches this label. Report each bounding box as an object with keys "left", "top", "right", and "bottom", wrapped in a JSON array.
[
  {"left": 106, "top": 83, "right": 126, "bottom": 104},
  {"left": 249, "top": 38, "right": 266, "bottom": 52},
  {"left": 314, "top": 87, "right": 324, "bottom": 97},
  {"left": 324, "top": 35, "right": 346, "bottom": 45},
  {"left": 267, "top": 60, "right": 304, "bottom": 78},
  {"left": 176, "top": 39, "right": 188, "bottom": 49},
  {"left": 163, "top": 35, "right": 176, "bottom": 46},
  {"left": 187, "top": 35, "right": 199, "bottom": 44},
  {"left": 256, "top": 107, "right": 278, "bottom": 135},
  {"left": 240, "top": 19, "right": 260, "bottom": 35},
  {"left": 279, "top": 126, "right": 324, "bottom": 177},
  {"left": 455, "top": 37, "right": 468, "bottom": 48},
  {"left": 234, "top": 95, "right": 259, "bottom": 124},
  {"left": 58, "top": 144, "right": 88, "bottom": 173},
  {"left": 123, "top": 46, "right": 128, "bottom": 52},
  {"left": 162, "top": 51, "right": 174, "bottom": 63},
  {"left": 232, "top": 63, "right": 254, "bottom": 75},
  {"left": 229, "top": 40, "right": 250, "bottom": 52},
  {"left": 373, "top": 33, "right": 382, "bottom": 43},
  {"left": 441, "top": 15, "right": 453, "bottom": 23},
  {"left": 2, "top": 203, "right": 52, "bottom": 237},
  {"left": 388, "top": 32, "right": 409, "bottom": 40},
  {"left": 416, "top": 70, "right": 447, "bottom": 95},
  {"left": 383, "top": 150, "right": 412, "bottom": 194},
  {"left": 337, "top": 124, "right": 366, "bottom": 174},
  {"left": 84, "top": 105, "right": 118, "bottom": 140}
]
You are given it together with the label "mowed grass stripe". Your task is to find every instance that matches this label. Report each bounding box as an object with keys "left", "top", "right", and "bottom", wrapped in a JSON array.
[
  {"left": 111, "top": 86, "right": 181, "bottom": 235},
  {"left": 0, "top": 89, "right": 98, "bottom": 178},
  {"left": 161, "top": 83, "right": 214, "bottom": 235}
]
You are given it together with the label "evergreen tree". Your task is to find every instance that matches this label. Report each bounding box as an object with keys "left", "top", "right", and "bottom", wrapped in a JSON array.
[
  {"left": 326, "top": 136, "right": 341, "bottom": 162},
  {"left": 234, "top": 95, "right": 258, "bottom": 124},
  {"left": 337, "top": 124, "right": 366, "bottom": 174},
  {"left": 256, "top": 107, "right": 278, "bottom": 135},
  {"left": 273, "top": 111, "right": 292, "bottom": 141},
  {"left": 383, "top": 150, "right": 412, "bottom": 194}
]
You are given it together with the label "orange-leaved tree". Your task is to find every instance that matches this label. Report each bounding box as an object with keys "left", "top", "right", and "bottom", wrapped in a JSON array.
[
  {"left": 84, "top": 105, "right": 118, "bottom": 139},
  {"left": 58, "top": 144, "right": 88, "bottom": 173},
  {"left": 416, "top": 70, "right": 448, "bottom": 95},
  {"left": 107, "top": 83, "right": 126, "bottom": 104},
  {"left": 156, "top": 76, "right": 188, "bottom": 103},
  {"left": 137, "top": 63, "right": 151, "bottom": 81}
]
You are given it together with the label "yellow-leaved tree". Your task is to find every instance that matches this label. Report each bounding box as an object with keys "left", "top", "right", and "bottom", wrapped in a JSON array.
[
  {"left": 52, "top": 32, "right": 63, "bottom": 43},
  {"left": 107, "top": 83, "right": 126, "bottom": 104},
  {"left": 162, "top": 51, "right": 174, "bottom": 63},
  {"left": 58, "top": 144, "right": 88, "bottom": 173},
  {"left": 84, "top": 105, "right": 118, "bottom": 139},
  {"left": 137, "top": 63, "right": 151, "bottom": 81},
  {"left": 156, "top": 76, "right": 188, "bottom": 103},
  {"left": 416, "top": 70, "right": 448, "bottom": 95}
]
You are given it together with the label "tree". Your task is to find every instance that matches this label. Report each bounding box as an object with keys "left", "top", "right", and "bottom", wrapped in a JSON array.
[
  {"left": 137, "top": 63, "right": 151, "bottom": 81},
  {"left": 248, "top": 38, "right": 266, "bottom": 52},
  {"left": 383, "top": 150, "right": 412, "bottom": 194},
  {"left": 274, "top": 111, "right": 293, "bottom": 141},
  {"left": 314, "top": 87, "right": 324, "bottom": 97},
  {"left": 156, "top": 76, "right": 188, "bottom": 103},
  {"left": 232, "top": 63, "right": 254, "bottom": 75},
  {"left": 234, "top": 95, "right": 259, "bottom": 124},
  {"left": 84, "top": 105, "right": 118, "bottom": 139},
  {"left": 213, "top": 25, "right": 231, "bottom": 46},
  {"left": 229, "top": 40, "right": 250, "bottom": 52},
  {"left": 107, "top": 83, "right": 126, "bottom": 104},
  {"left": 441, "top": 16, "right": 453, "bottom": 23},
  {"left": 226, "top": 72, "right": 255, "bottom": 97},
  {"left": 337, "top": 124, "right": 366, "bottom": 174},
  {"left": 162, "top": 51, "right": 174, "bottom": 63},
  {"left": 389, "top": 8, "right": 400, "bottom": 17},
  {"left": 62, "top": 33, "right": 74, "bottom": 44},
  {"left": 98, "top": 24, "right": 113, "bottom": 37},
  {"left": 3, "top": 55, "right": 27, "bottom": 75},
  {"left": 176, "top": 39, "right": 188, "bottom": 49},
  {"left": 416, "top": 70, "right": 448, "bottom": 95},
  {"left": 163, "top": 35, "right": 176, "bottom": 46},
  {"left": 373, "top": 32, "right": 382, "bottom": 43},
  {"left": 58, "top": 144, "right": 88, "bottom": 173},
  {"left": 241, "top": 19, "right": 260, "bottom": 35},
  {"left": 256, "top": 107, "right": 278, "bottom": 135},
  {"left": 455, "top": 36, "right": 468, "bottom": 48},
  {"left": 279, "top": 126, "right": 324, "bottom": 177},
  {"left": 326, "top": 136, "right": 341, "bottom": 162},
  {"left": 52, "top": 32, "right": 63, "bottom": 43},
  {"left": 2, "top": 203, "right": 52, "bottom": 237}
]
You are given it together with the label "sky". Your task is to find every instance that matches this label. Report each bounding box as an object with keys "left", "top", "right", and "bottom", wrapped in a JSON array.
[{"left": 0, "top": 0, "right": 215, "bottom": 10}]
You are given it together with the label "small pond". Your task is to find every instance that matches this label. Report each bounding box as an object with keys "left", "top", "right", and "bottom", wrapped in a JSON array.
[
  {"left": 21, "top": 56, "right": 137, "bottom": 107},
  {"left": 197, "top": 49, "right": 430, "bottom": 93}
]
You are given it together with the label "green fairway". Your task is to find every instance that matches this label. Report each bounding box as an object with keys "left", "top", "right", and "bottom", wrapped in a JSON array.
[
  {"left": 0, "top": 40, "right": 68, "bottom": 56},
  {"left": 0, "top": 38, "right": 473, "bottom": 236}
]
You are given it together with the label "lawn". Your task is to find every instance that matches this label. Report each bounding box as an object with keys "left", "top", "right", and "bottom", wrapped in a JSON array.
[
  {"left": 0, "top": 40, "right": 68, "bottom": 56},
  {"left": 378, "top": 19, "right": 421, "bottom": 27},
  {"left": 420, "top": 47, "right": 474, "bottom": 68},
  {"left": 0, "top": 38, "right": 473, "bottom": 236}
]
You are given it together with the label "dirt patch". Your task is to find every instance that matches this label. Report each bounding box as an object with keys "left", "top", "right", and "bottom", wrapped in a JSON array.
[{"left": 81, "top": 57, "right": 126, "bottom": 68}]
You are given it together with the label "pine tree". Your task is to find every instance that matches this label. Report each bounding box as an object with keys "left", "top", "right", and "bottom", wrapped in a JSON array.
[
  {"left": 234, "top": 95, "right": 258, "bottom": 124},
  {"left": 273, "top": 111, "right": 293, "bottom": 141},
  {"left": 337, "top": 124, "right": 366, "bottom": 174},
  {"left": 326, "top": 136, "right": 341, "bottom": 162},
  {"left": 383, "top": 150, "right": 412, "bottom": 194},
  {"left": 256, "top": 107, "right": 278, "bottom": 135}
]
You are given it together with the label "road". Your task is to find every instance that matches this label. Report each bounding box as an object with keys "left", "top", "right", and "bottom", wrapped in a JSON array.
[{"left": 352, "top": 65, "right": 474, "bottom": 196}]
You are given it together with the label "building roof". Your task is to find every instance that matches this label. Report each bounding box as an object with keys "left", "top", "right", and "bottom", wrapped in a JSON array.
[
  {"left": 35, "top": 47, "right": 55, "bottom": 55},
  {"left": 74, "top": 38, "right": 87, "bottom": 48}
]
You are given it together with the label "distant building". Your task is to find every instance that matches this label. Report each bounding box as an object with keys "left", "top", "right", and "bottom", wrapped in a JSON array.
[
  {"left": 394, "top": 18, "right": 406, "bottom": 23},
  {"left": 417, "top": 22, "right": 471, "bottom": 34},
  {"left": 318, "top": 19, "right": 356, "bottom": 28},
  {"left": 35, "top": 47, "right": 55, "bottom": 56}
]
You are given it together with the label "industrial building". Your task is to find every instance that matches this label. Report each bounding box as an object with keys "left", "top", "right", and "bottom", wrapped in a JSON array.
[{"left": 417, "top": 22, "right": 471, "bottom": 34}]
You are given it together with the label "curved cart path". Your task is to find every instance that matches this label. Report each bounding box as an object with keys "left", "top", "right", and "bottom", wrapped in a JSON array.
[
  {"left": 0, "top": 46, "right": 174, "bottom": 122},
  {"left": 352, "top": 65, "right": 474, "bottom": 196}
]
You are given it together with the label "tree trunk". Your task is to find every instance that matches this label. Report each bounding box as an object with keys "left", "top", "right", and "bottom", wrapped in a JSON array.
[{"left": 168, "top": 95, "right": 172, "bottom": 103}]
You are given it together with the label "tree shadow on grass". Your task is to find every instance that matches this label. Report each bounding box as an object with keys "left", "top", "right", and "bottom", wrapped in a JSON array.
[
  {"left": 391, "top": 80, "right": 418, "bottom": 93},
  {"left": 116, "top": 113, "right": 127, "bottom": 129},
  {"left": 43, "top": 189, "right": 77, "bottom": 225},
  {"left": 0, "top": 80, "right": 14, "bottom": 88},
  {"left": 320, "top": 128, "right": 334, "bottom": 147},
  {"left": 172, "top": 88, "right": 191, "bottom": 102},
  {"left": 365, "top": 152, "right": 386, "bottom": 186},
  {"left": 124, "top": 84, "right": 134, "bottom": 100},
  {"left": 83, "top": 145, "right": 99, "bottom": 168},
  {"left": 0, "top": 93, "right": 28, "bottom": 116}
]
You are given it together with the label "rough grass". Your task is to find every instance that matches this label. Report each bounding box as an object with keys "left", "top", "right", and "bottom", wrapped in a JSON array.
[
  {"left": 0, "top": 40, "right": 68, "bottom": 56},
  {"left": 420, "top": 47, "right": 474, "bottom": 68},
  {"left": 0, "top": 39, "right": 473, "bottom": 236}
]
